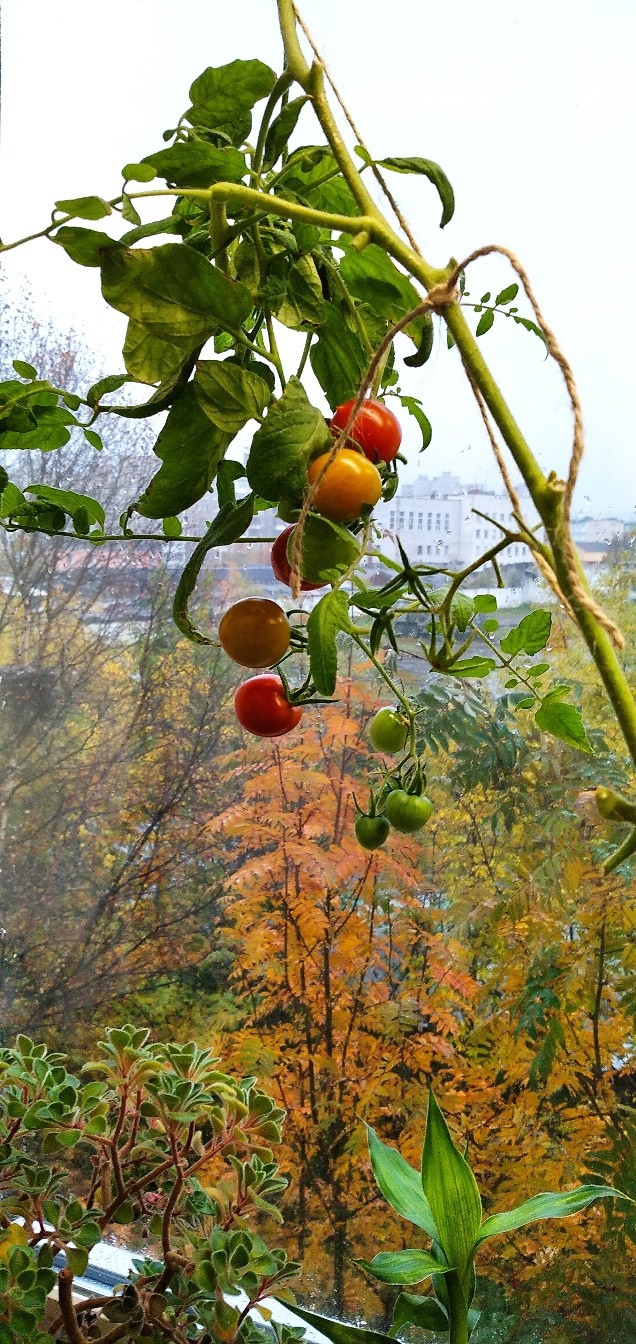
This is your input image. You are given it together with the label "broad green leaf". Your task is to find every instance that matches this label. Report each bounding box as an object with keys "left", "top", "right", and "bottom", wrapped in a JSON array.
[
  {"left": 141, "top": 143, "right": 246, "bottom": 189},
  {"left": 136, "top": 385, "right": 230, "bottom": 518},
  {"left": 306, "top": 590, "right": 350, "bottom": 696},
  {"left": 187, "top": 60, "right": 276, "bottom": 133},
  {"left": 534, "top": 695, "right": 594, "bottom": 754},
  {"left": 0, "top": 419, "right": 71, "bottom": 451},
  {"left": 52, "top": 226, "right": 120, "bottom": 267},
  {"left": 446, "top": 657, "right": 497, "bottom": 678},
  {"left": 495, "top": 283, "right": 519, "bottom": 306},
  {"left": 276, "top": 255, "right": 326, "bottom": 330},
  {"left": 367, "top": 1126, "right": 438, "bottom": 1240},
  {"left": 450, "top": 592, "right": 474, "bottom": 632},
  {"left": 263, "top": 96, "right": 309, "bottom": 169},
  {"left": 162, "top": 516, "right": 182, "bottom": 538},
  {"left": 338, "top": 242, "right": 425, "bottom": 345},
  {"left": 399, "top": 396, "right": 432, "bottom": 451},
  {"left": 377, "top": 156, "right": 455, "bottom": 228},
  {"left": 100, "top": 243, "right": 252, "bottom": 343},
  {"left": 392, "top": 1292, "right": 449, "bottom": 1334},
  {"left": 500, "top": 610, "right": 551, "bottom": 657},
  {"left": 122, "top": 320, "right": 191, "bottom": 386},
  {"left": 282, "top": 1303, "right": 395, "bottom": 1344},
  {"left": 246, "top": 377, "right": 331, "bottom": 502},
  {"left": 0, "top": 483, "right": 26, "bottom": 518},
  {"left": 55, "top": 195, "right": 112, "bottom": 220},
  {"left": 83, "top": 429, "right": 103, "bottom": 451},
  {"left": 12, "top": 361, "right": 37, "bottom": 380},
  {"left": 291, "top": 514, "right": 360, "bottom": 585},
  {"left": 173, "top": 496, "right": 255, "bottom": 643},
  {"left": 194, "top": 360, "right": 270, "bottom": 433},
  {"left": 309, "top": 305, "right": 367, "bottom": 410},
  {"left": 358, "top": 1250, "right": 451, "bottom": 1285},
  {"left": 473, "top": 593, "right": 497, "bottom": 613},
  {"left": 475, "top": 308, "right": 495, "bottom": 337},
  {"left": 476, "top": 1184, "right": 631, "bottom": 1246},
  {"left": 65, "top": 1246, "right": 88, "bottom": 1276},
  {"left": 421, "top": 1093, "right": 482, "bottom": 1279},
  {"left": 122, "top": 161, "right": 157, "bottom": 182},
  {"left": 86, "top": 374, "right": 129, "bottom": 407},
  {"left": 216, "top": 459, "right": 246, "bottom": 508},
  {"left": 24, "top": 486, "right": 105, "bottom": 528}
]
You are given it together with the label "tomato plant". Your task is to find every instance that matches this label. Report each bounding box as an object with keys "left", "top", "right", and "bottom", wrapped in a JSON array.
[
  {"left": 234, "top": 675, "right": 302, "bottom": 738},
  {"left": 219, "top": 598, "right": 290, "bottom": 668},
  {"left": 368, "top": 707, "right": 409, "bottom": 754},
  {"left": 330, "top": 398, "right": 402, "bottom": 464},
  {"left": 306, "top": 449, "right": 383, "bottom": 523},
  {"left": 384, "top": 789, "right": 434, "bottom": 833},
  {"left": 271, "top": 526, "right": 325, "bottom": 591}
]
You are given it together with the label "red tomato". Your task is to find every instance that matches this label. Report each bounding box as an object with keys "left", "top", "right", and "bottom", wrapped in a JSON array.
[
  {"left": 234, "top": 675, "right": 303, "bottom": 738},
  {"left": 270, "top": 526, "right": 326, "bottom": 592},
  {"left": 330, "top": 398, "right": 402, "bottom": 465}
]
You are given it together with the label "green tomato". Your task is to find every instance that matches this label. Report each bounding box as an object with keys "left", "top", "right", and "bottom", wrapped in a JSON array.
[
  {"left": 369, "top": 707, "right": 409, "bottom": 755},
  {"left": 355, "top": 813, "right": 390, "bottom": 851},
  {"left": 384, "top": 790, "right": 433, "bottom": 834}
]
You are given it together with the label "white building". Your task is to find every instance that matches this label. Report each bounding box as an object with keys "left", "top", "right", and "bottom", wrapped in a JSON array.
[
  {"left": 570, "top": 517, "right": 627, "bottom": 546},
  {"left": 374, "top": 473, "right": 542, "bottom": 568}
]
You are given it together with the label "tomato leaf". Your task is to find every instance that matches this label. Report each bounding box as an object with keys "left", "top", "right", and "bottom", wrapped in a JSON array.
[
  {"left": 100, "top": 243, "right": 252, "bottom": 343},
  {"left": 398, "top": 395, "right": 432, "bottom": 451},
  {"left": 475, "top": 308, "right": 495, "bottom": 337},
  {"left": 473, "top": 593, "right": 497, "bottom": 613},
  {"left": 357, "top": 1250, "right": 451, "bottom": 1285},
  {"left": 55, "top": 195, "right": 112, "bottom": 220},
  {"left": 263, "top": 96, "right": 309, "bottom": 170},
  {"left": 24, "top": 486, "right": 105, "bottom": 530},
  {"left": 280, "top": 1304, "right": 395, "bottom": 1344},
  {"left": 173, "top": 495, "right": 255, "bottom": 644},
  {"left": 141, "top": 143, "right": 246, "bottom": 189},
  {"left": 421, "top": 1092, "right": 482, "bottom": 1280},
  {"left": 403, "top": 315, "right": 434, "bottom": 367},
  {"left": 293, "top": 515, "right": 360, "bottom": 586},
  {"left": 194, "top": 360, "right": 270, "bottom": 433},
  {"left": 500, "top": 611, "right": 551, "bottom": 657},
  {"left": 338, "top": 242, "right": 425, "bottom": 345},
  {"left": 447, "top": 657, "right": 497, "bottom": 678},
  {"left": 136, "top": 385, "right": 231, "bottom": 518},
  {"left": 495, "top": 283, "right": 519, "bottom": 306},
  {"left": 309, "top": 304, "right": 368, "bottom": 410},
  {"left": 366, "top": 1126, "right": 439, "bottom": 1240},
  {"left": 534, "top": 695, "right": 594, "bottom": 754},
  {"left": 246, "top": 377, "right": 331, "bottom": 502},
  {"left": 122, "top": 321, "right": 192, "bottom": 386},
  {"left": 53, "top": 226, "right": 121, "bottom": 268},
  {"left": 306, "top": 590, "right": 351, "bottom": 696},
  {"left": 376, "top": 156, "right": 455, "bottom": 228},
  {"left": 187, "top": 60, "right": 276, "bottom": 138},
  {"left": 275, "top": 255, "right": 326, "bottom": 330}
]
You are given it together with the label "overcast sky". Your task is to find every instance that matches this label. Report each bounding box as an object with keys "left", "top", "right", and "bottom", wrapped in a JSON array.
[{"left": 1, "top": 0, "right": 634, "bottom": 517}]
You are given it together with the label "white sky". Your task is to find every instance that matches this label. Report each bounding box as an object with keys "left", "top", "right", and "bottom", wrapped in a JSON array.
[{"left": 1, "top": 0, "right": 635, "bottom": 518}]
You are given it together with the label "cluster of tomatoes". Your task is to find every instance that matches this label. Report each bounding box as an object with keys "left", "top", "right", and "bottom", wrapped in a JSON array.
[
  {"left": 219, "top": 398, "right": 402, "bottom": 737},
  {"left": 217, "top": 397, "right": 434, "bottom": 845}
]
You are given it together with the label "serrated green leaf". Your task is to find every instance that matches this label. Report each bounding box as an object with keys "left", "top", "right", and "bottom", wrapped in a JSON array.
[
  {"left": 309, "top": 304, "right": 367, "bottom": 410},
  {"left": 142, "top": 143, "right": 246, "bottom": 189},
  {"left": 263, "top": 96, "right": 309, "bottom": 169},
  {"left": 306, "top": 590, "right": 350, "bottom": 696},
  {"left": 450, "top": 592, "right": 474, "bottom": 632},
  {"left": 294, "top": 515, "right": 360, "bottom": 585},
  {"left": 447, "top": 657, "right": 496, "bottom": 678},
  {"left": 246, "top": 377, "right": 331, "bottom": 501},
  {"left": 377, "top": 156, "right": 455, "bottom": 228},
  {"left": 55, "top": 195, "right": 112, "bottom": 221},
  {"left": 475, "top": 308, "right": 495, "bottom": 337},
  {"left": 122, "top": 321, "right": 190, "bottom": 386},
  {"left": 173, "top": 496, "right": 255, "bottom": 643},
  {"left": 534, "top": 696, "right": 594, "bottom": 754},
  {"left": 473, "top": 593, "right": 497, "bottom": 613},
  {"left": 399, "top": 396, "right": 432, "bottom": 451},
  {"left": 52, "top": 226, "right": 120, "bottom": 267},
  {"left": 495, "top": 283, "right": 519, "bottom": 306},
  {"left": 358, "top": 1250, "right": 451, "bottom": 1285},
  {"left": 194, "top": 360, "right": 270, "bottom": 433},
  {"left": 276, "top": 255, "right": 326, "bottom": 330},
  {"left": 100, "top": 243, "right": 252, "bottom": 343},
  {"left": 24, "top": 486, "right": 104, "bottom": 528},
  {"left": 421, "top": 1093, "right": 481, "bottom": 1280},
  {"left": 187, "top": 59, "right": 276, "bottom": 135},
  {"left": 367, "top": 1126, "right": 438, "bottom": 1239},
  {"left": 136, "top": 384, "right": 230, "bottom": 519},
  {"left": 500, "top": 610, "right": 551, "bottom": 657}
]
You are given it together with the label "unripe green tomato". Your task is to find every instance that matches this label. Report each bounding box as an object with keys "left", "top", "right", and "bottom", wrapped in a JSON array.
[
  {"left": 384, "top": 790, "right": 433, "bottom": 833},
  {"left": 369, "top": 707, "right": 409, "bottom": 754},
  {"left": 355, "top": 813, "right": 390, "bottom": 850}
]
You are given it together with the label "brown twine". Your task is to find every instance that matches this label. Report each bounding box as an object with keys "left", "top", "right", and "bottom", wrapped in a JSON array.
[
  {"left": 445, "top": 244, "right": 624, "bottom": 648},
  {"left": 292, "top": 3, "right": 422, "bottom": 256}
]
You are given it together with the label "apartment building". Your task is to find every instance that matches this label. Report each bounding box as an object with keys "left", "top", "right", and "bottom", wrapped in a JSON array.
[{"left": 373, "top": 473, "right": 541, "bottom": 567}]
